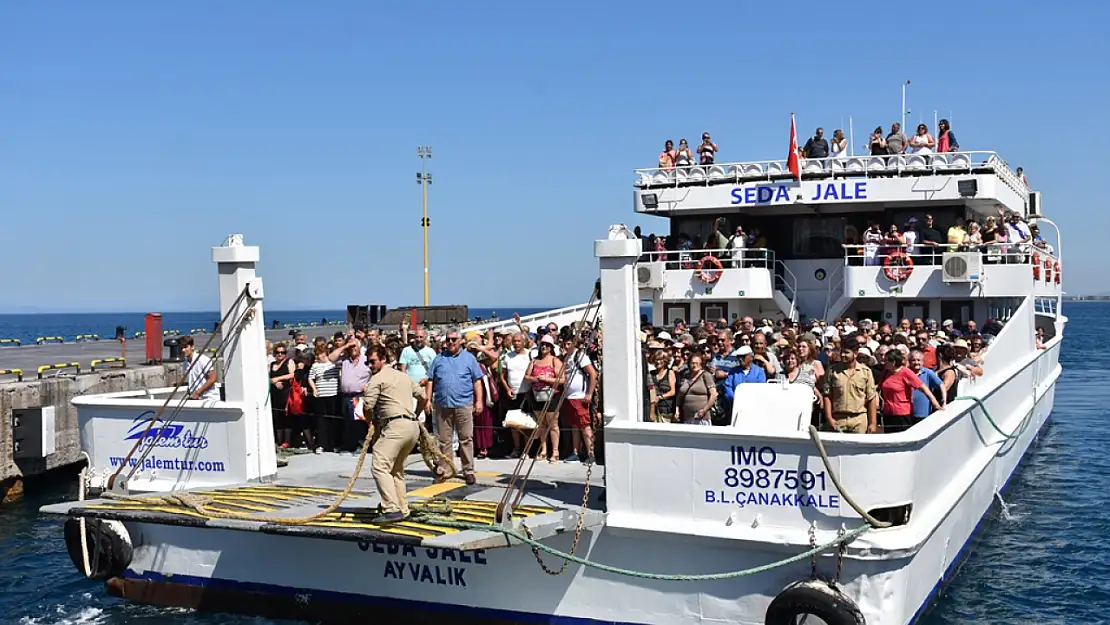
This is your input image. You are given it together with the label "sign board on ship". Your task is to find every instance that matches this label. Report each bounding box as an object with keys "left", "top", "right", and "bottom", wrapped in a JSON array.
[{"left": 729, "top": 181, "right": 869, "bottom": 206}]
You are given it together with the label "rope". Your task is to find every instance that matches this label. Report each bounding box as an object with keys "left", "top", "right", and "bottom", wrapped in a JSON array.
[
  {"left": 107, "top": 417, "right": 454, "bottom": 525},
  {"left": 807, "top": 426, "right": 891, "bottom": 529},
  {"left": 77, "top": 451, "right": 92, "bottom": 578},
  {"left": 413, "top": 513, "right": 871, "bottom": 581},
  {"left": 954, "top": 385, "right": 1038, "bottom": 442}
]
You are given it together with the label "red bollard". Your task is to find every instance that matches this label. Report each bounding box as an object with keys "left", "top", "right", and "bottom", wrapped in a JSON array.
[{"left": 145, "top": 313, "right": 163, "bottom": 364}]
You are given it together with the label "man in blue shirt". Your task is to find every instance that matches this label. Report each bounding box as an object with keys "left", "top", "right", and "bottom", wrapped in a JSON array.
[
  {"left": 724, "top": 345, "right": 766, "bottom": 401},
  {"left": 909, "top": 349, "right": 945, "bottom": 419},
  {"left": 427, "top": 328, "right": 485, "bottom": 485}
]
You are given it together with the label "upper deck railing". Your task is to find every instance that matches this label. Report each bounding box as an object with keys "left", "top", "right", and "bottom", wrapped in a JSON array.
[
  {"left": 640, "top": 247, "right": 774, "bottom": 270},
  {"left": 842, "top": 242, "right": 1059, "bottom": 266},
  {"left": 634, "top": 150, "right": 1028, "bottom": 200}
]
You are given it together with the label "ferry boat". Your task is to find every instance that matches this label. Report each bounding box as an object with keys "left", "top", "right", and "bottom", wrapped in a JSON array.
[{"left": 41, "top": 145, "right": 1065, "bottom": 625}]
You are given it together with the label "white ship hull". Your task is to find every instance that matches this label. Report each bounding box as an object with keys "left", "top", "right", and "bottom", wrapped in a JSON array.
[{"left": 95, "top": 338, "right": 1061, "bottom": 625}]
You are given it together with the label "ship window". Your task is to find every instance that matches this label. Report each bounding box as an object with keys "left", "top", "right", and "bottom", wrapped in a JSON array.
[{"left": 793, "top": 217, "right": 847, "bottom": 259}]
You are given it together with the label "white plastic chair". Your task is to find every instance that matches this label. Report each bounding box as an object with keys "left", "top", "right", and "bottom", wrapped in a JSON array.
[
  {"left": 949, "top": 153, "right": 971, "bottom": 170},
  {"left": 741, "top": 163, "right": 764, "bottom": 179},
  {"left": 651, "top": 169, "right": 674, "bottom": 185}
]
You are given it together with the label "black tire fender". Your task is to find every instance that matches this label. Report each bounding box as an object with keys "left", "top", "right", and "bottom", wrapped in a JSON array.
[
  {"left": 64, "top": 518, "right": 133, "bottom": 580},
  {"left": 766, "top": 579, "right": 865, "bottom": 625}
]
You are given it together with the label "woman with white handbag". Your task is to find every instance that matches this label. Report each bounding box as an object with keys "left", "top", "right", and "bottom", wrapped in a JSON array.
[{"left": 498, "top": 332, "right": 534, "bottom": 458}]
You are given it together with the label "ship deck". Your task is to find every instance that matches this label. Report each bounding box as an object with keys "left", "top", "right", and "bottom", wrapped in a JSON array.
[{"left": 41, "top": 452, "right": 605, "bottom": 551}]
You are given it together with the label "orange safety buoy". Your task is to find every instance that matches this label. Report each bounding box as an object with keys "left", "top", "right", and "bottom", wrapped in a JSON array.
[
  {"left": 696, "top": 255, "right": 724, "bottom": 284},
  {"left": 882, "top": 251, "right": 913, "bottom": 282},
  {"left": 1055, "top": 261, "right": 1061, "bottom": 284},
  {"left": 1043, "top": 256, "right": 1053, "bottom": 282},
  {"left": 1032, "top": 252, "right": 1041, "bottom": 280}
]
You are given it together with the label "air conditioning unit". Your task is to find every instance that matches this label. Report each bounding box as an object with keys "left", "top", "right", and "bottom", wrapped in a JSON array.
[
  {"left": 1028, "top": 190, "right": 1042, "bottom": 216},
  {"left": 636, "top": 262, "right": 665, "bottom": 289},
  {"left": 942, "top": 252, "right": 982, "bottom": 283}
]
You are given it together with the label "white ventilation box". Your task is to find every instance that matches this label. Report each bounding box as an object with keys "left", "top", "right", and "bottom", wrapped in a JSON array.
[
  {"left": 1028, "top": 190, "right": 1042, "bottom": 216},
  {"left": 13, "top": 406, "right": 56, "bottom": 458},
  {"left": 636, "top": 262, "right": 665, "bottom": 289},
  {"left": 730, "top": 383, "right": 814, "bottom": 433},
  {"left": 942, "top": 252, "right": 982, "bottom": 283}
]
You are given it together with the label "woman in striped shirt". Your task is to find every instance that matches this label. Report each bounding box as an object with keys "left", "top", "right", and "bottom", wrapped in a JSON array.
[{"left": 309, "top": 344, "right": 342, "bottom": 454}]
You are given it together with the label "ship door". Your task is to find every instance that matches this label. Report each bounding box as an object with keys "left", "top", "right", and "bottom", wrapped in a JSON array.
[
  {"left": 940, "top": 300, "right": 973, "bottom": 328},
  {"left": 898, "top": 301, "right": 930, "bottom": 322}
]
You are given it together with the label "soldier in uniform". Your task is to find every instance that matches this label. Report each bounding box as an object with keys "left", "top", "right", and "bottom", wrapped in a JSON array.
[{"left": 362, "top": 345, "right": 427, "bottom": 523}]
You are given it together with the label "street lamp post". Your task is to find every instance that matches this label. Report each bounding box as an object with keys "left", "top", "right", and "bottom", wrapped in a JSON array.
[{"left": 416, "top": 146, "right": 433, "bottom": 307}]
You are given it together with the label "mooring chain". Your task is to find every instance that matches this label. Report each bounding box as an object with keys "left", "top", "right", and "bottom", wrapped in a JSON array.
[
  {"left": 834, "top": 527, "right": 847, "bottom": 586},
  {"left": 523, "top": 459, "right": 595, "bottom": 576},
  {"left": 808, "top": 524, "right": 818, "bottom": 580}
]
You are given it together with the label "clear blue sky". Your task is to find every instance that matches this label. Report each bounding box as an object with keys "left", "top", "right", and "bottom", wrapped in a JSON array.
[{"left": 2, "top": 1, "right": 1106, "bottom": 312}]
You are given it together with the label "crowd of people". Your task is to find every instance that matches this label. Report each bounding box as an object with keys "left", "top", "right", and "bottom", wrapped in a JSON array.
[
  {"left": 641, "top": 314, "right": 1014, "bottom": 434},
  {"left": 852, "top": 209, "right": 1054, "bottom": 266},
  {"left": 252, "top": 306, "right": 1021, "bottom": 479},
  {"left": 263, "top": 315, "right": 604, "bottom": 477}
]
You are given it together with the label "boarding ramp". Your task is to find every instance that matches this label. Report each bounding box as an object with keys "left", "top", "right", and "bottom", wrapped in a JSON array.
[
  {"left": 730, "top": 383, "right": 814, "bottom": 434},
  {"left": 466, "top": 301, "right": 600, "bottom": 334}
]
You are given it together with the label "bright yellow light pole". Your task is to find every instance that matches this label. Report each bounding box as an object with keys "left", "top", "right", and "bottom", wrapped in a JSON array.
[{"left": 416, "top": 146, "right": 433, "bottom": 306}]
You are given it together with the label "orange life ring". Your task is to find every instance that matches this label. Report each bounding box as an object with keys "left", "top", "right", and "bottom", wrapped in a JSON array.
[
  {"left": 882, "top": 251, "right": 913, "bottom": 282},
  {"left": 696, "top": 255, "right": 724, "bottom": 284},
  {"left": 1055, "top": 261, "right": 1061, "bottom": 284},
  {"left": 1043, "top": 257, "right": 1053, "bottom": 282},
  {"left": 1032, "top": 252, "right": 1041, "bottom": 280}
]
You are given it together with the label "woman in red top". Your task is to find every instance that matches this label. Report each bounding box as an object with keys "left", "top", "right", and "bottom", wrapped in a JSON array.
[{"left": 879, "top": 349, "right": 941, "bottom": 433}]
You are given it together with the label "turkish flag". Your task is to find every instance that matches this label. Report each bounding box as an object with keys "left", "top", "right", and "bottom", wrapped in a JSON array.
[{"left": 787, "top": 113, "right": 801, "bottom": 181}]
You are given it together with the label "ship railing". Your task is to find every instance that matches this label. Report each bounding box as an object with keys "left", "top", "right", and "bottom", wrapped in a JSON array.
[
  {"left": 634, "top": 150, "right": 1027, "bottom": 198},
  {"left": 465, "top": 301, "right": 601, "bottom": 334},
  {"left": 640, "top": 247, "right": 774, "bottom": 271},
  {"left": 823, "top": 264, "right": 845, "bottom": 320},
  {"left": 841, "top": 242, "right": 1059, "bottom": 266}
]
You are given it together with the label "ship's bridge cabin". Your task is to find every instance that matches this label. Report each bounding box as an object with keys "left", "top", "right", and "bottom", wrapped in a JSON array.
[{"left": 632, "top": 151, "right": 1060, "bottom": 329}]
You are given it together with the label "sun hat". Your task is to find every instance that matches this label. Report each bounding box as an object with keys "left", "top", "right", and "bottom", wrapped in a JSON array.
[{"left": 732, "top": 345, "right": 754, "bottom": 357}]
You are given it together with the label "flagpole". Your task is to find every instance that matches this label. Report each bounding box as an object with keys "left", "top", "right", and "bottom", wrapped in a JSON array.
[
  {"left": 933, "top": 110, "right": 938, "bottom": 132},
  {"left": 901, "top": 80, "right": 910, "bottom": 131},
  {"left": 849, "top": 116, "right": 855, "bottom": 157}
]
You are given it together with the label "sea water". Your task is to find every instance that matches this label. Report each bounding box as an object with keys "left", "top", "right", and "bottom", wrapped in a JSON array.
[{"left": 2, "top": 303, "right": 1108, "bottom": 624}]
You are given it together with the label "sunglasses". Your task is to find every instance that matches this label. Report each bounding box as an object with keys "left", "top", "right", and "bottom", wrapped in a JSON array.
[
  {"left": 275, "top": 351, "right": 286, "bottom": 355},
  {"left": 445, "top": 337, "right": 460, "bottom": 343}
]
